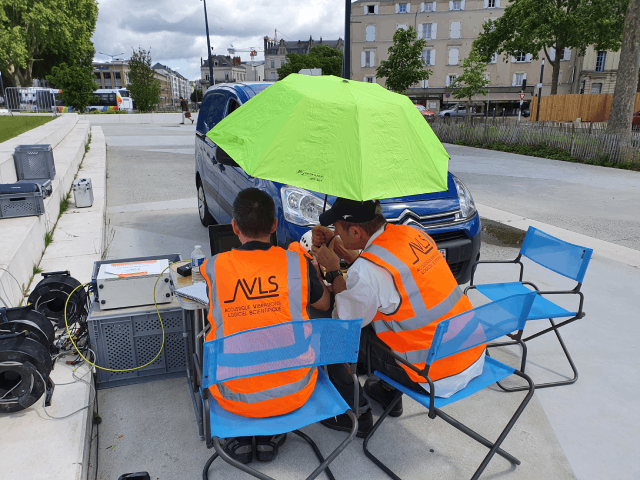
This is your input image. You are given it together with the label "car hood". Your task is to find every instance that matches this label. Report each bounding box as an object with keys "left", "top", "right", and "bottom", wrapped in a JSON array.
[{"left": 294, "top": 172, "right": 461, "bottom": 219}]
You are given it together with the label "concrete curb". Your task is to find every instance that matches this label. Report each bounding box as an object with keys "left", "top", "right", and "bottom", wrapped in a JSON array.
[
  {"left": 87, "top": 112, "right": 199, "bottom": 124},
  {"left": 0, "top": 119, "right": 89, "bottom": 307},
  {"left": 477, "top": 202, "right": 640, "bottom": 268}
]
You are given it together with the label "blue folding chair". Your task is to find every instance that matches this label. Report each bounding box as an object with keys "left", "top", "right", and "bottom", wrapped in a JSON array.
[
  {"left": 363, "top": 292, "right": 537, "bottom": 480},
  {"left": 196, "top": 318, "right": 362, "bottom": 480},
  {"left": 465, "top": 226, "right": 593, "bottom": 391}
]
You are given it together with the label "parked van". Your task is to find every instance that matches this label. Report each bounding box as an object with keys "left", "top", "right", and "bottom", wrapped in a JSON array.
[{"left": 195, "top": 82, "right": 481, "bottom": 283}]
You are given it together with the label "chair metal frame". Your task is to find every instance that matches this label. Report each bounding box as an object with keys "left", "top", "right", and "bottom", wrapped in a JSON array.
[
  {"left": 465, "top": 232, "right": 589, "bottom": 392},
  {"left": 362, "top": 293, "right": 536, "bottom": 480},
  {"left": 195, "top": 321, "right": 361, "bottom": 480}
]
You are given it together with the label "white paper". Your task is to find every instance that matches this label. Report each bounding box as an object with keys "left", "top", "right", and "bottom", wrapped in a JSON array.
[{"left": 104, "top": 259, "right": 168, "bottom": 276}]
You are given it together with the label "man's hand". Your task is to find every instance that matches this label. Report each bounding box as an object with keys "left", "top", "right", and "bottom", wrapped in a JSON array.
[
  {"left": 311, "top": 225, "right": 334, "bottom": 247},
  {"left": 311, "top": 244, "right": 341, "bottom": 271}
]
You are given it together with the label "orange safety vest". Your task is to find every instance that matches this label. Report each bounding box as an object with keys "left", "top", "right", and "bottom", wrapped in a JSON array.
[
  {"left": 200, "top": 246, "right": 317, "bottom": 418},
  {"left": 287, "top": 241, "right": 313, "bottom": 260},
  {"left": 360, "top": 224, "right": 485, "bottom": 384}
]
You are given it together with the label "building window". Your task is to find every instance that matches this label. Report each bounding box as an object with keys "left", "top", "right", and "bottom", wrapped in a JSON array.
[
  {"left": 591, "top": 83, "right": 602, "bottom": 94},
  {"left": 422, "top": 49, "right": 435, "bottom": 66},
  {"left": 367, "top": 5, "right": 376, "bottom": 14},
  {"left": 270, "top": 60, "right": 275, "bottom": 68},
  {"left": 397, "top": 24, "right": 408, "bottom": 30},
  {"left": 281, "top": 60, "right": 285, "bottom": 66},
  {"left": 398, "top": 3, "right": 407, "bottom": 13},
  {"left": 515, "top": 51, "right": 526, "bottom": 62},
  {"left": 491, "top": 53, "right": 497, "bottom": 63},
  {"left": 450, "top": 21, "right": 461, "bottom": 39},
  {"left": 362, "top": 50, "right": 375, "bottom": 68},
  {"left": 366, "top": 25, "right": 376, "bottom": 41},
  {"left": 420, "top": 79, "right": 429, "bottom": 88},
  {"left": 514, "top": 73, "right": 525, "bottom": 87},
  {"left": 595, "top": 51, "right": 606, "bottom": 72},
  {"left": 448, "top": 48, "right": 459, "bottom": 65},
  {"left": 446, "top": 74, "right": 458, "bottom": 86},
  {"left": 423, "top": 2, "right": 434, "bottom": 12},
  {"left": 451, "top": 0, "right": 462, "bottom": 11},
  {"left": 271, "top": 72, "right": 276, "bottom": 80},
  {"left": 487, "top": 0, "right": 496, "bottom": 7},
  {"left": 364, "top": 76, "right": 376, "bottom": 83},
  {"left": 421, "top": 23, "right": 436, "bottom": 40}
]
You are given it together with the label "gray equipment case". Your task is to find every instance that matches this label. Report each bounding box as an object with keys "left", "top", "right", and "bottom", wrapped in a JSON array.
[
  {"left": 0, "top": 180, "right": 52, "bottom": 219},
  {"left": 13, "top": 144, "right": 56, "bottom": 180},
  {"left": 72, "top": 178, "right": 94, "bottom": 208}
]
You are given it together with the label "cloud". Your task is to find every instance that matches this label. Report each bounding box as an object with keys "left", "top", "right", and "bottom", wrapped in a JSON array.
[{"left": 93, "top": 0, "right": 350, "bottom": 80}]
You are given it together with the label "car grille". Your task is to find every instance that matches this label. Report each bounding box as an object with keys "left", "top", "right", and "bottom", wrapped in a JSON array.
[
  {"left": 388, "top": 209, "right": 460, "bottom": 228},
  {"left": 449, "top": 261, "right": 465, "bottom": 277},
  {"left": 429, "top": 231, "right": 468, "bottom": 243}
]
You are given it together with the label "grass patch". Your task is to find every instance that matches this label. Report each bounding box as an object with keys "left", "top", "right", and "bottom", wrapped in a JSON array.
[
  {"left": 33, "top": 264, "right": 43, "bottom": 276},
  {"left": 0, "top": 116, "right": 55, "bottom": 143},
  {"left": 44, "top": 228, "right": 55, "bottom": 248},
  {"left": 452, "top": 140, "right": 640, "bottom": 171}
]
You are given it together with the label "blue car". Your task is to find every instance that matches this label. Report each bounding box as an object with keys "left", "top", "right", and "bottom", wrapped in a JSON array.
[{"left": 195, "top": 82, "right": 481, "bottom": 283}]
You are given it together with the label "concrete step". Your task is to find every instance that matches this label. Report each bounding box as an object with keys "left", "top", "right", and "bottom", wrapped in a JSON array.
[{"left": 0, "top": 119, "right": 90, "bottom": 307}]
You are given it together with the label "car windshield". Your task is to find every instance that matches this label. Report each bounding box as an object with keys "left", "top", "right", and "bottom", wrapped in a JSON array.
[{"left": 415, "top": 105, "right": 427, "bottom": 111}]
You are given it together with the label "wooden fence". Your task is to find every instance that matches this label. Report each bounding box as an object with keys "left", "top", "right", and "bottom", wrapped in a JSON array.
[
  {"left": 429, "top": 116, "right": 640, "bottom": 165},
  {"left": 530, "top": 93, "right": 640, "bottom": 123}
]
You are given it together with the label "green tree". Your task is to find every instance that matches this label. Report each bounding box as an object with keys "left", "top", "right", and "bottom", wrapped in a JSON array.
[
  {"left": 376, "top": 26, "right": 430, "bottom": 94},
  {"left": 0, "top": 0, "right": 98, "bottom": 87},
  {"left": 128, "top": 47, "right": 161, "bottom": 112},
  {"left": 46, "top": 58, "right": 97, "bottom": 111},
  {"left": 608, "top": 0, "right": 640, "bottom": 138},
  {"left": 474, "top": 0, "right": 628, "bottom": 95},
  {"left": 277, "top": 45, "right": 343, "bottom": 80},
  {"left": 451, "top": 49, "right": 490, "bottom": 117},
  {"left": 191, "top": 87, "right": 203, "bottom": 103}
]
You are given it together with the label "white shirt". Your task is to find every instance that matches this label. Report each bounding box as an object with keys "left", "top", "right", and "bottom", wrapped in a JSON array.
[{"left": 333, "top": 225, "right": 484, "bottom": 398}]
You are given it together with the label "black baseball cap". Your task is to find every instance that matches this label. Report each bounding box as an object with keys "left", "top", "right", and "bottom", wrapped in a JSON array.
[{"left": 319, "top": 198, "right": 379, "bottom": 226}]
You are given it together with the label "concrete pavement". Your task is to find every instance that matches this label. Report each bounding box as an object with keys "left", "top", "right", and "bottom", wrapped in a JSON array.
[{"left": 88, "top": 122, "right": 640, "bottom": 479}]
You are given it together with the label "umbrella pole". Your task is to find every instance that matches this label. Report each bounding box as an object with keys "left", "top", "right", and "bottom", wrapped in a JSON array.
[{"left": 323, "top": 194, "right": 328, "bottom": 212}]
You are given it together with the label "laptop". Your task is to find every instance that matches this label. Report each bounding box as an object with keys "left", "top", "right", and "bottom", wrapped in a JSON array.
[{"left": 208, "top": 224, "right": 278, "bottom": 256}]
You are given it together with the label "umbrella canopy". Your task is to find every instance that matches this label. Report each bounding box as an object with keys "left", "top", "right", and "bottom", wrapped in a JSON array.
[{"left": 206, "top": 74, "right": 449, "bottom": 201}]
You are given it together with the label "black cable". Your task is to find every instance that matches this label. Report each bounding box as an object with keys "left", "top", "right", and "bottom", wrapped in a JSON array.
[{"left": 93, "top": 369, "right": 99, "bottom": 480}]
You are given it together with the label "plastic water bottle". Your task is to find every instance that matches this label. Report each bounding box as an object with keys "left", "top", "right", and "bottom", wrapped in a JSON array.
[{"left": 191, "top": 245, "right": 206, "bottom": 283}]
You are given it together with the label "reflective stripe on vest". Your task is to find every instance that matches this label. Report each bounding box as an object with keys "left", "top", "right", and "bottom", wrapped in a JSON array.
[
  {"left": 361, "top": 224, "right": 484, "bottom": 382},
  {"left": 201, "top": 247, "right": 315, "bottom": 418}
]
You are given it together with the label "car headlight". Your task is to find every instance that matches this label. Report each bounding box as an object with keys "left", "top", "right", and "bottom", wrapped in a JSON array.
[
  {"left": 453, "top": 177, "right": 477, "bottom": 219},
  {"left": 280, "top": 186, "right": 328, "bottom": 226}
]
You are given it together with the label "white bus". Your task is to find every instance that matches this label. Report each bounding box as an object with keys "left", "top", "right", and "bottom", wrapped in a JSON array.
[{"left": 88, "top": 89, "right": 134, "bottom": 113}]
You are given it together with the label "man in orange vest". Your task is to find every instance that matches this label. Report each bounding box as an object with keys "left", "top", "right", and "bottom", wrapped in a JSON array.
[
  {"left": 200, "top": 188, "right": 330, "bottom": 464},
  {"left": 312, "top": 198, "right": 485, "bottom": 436}
]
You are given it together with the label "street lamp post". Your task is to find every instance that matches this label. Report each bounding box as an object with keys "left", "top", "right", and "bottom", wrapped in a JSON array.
[
  {"left": 343, "top": 0, "right": 351, "bottom": 79},
  {"left": 536, "top": 59, "right": 545, "bottom": 122},
  {"left": 201, "top": 0, "right": 214, "bottom": 88}
]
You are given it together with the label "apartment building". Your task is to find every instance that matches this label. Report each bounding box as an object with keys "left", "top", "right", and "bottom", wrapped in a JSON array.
[
  {"left": 263, "top": 37, "right": 344, "bottom": 81},
  {"left": 201, "top": 55, "right": 247, "bottom": 87},
  {"left": 93, "top": 61, "right": 175, "bottom": 107},
  {"left": 152, "top": 63, "right": 190, "bottom": 105},
  {"left": 351, "top": 0, "right": 578, "bottom": 112},
  {"left": 574, "top": 47, "right": 621, "bottom": 96}
]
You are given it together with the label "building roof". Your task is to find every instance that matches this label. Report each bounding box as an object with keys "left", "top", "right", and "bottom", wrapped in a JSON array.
[
  {"left": 264, "top": 37, "right": 343, "bottom": 56},
  {"left": 202, "top": 55, "right": 245, "bottom": 68},
  {"left": 152, "top": 62, "right": 188, "bottom": 80}
]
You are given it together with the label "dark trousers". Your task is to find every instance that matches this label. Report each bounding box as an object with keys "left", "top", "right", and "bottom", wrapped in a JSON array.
[{"left": 326, "top": 325, "right": 425, "bottom": 410}]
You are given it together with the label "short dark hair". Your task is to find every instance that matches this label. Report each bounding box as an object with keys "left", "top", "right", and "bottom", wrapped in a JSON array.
[
  {"left": 336, "top": 201, "right": 386, "bottom": 236},
  {"left": 232, "top": 188, "right": 276, "bottom": 238}
]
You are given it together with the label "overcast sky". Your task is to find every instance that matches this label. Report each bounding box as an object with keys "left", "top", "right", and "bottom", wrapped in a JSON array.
[{"left": 92, "top": 0, "right": 352, "bottom": 81}]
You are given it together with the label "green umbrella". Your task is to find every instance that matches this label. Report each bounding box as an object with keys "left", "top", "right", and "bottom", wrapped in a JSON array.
[{"left": 206, "top": 74, "right": 449, "bottom": 201}]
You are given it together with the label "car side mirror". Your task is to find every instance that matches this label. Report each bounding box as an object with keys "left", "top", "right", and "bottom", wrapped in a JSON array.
[{"left": 216, "top": 147, "right": 239, "bottom": 167}]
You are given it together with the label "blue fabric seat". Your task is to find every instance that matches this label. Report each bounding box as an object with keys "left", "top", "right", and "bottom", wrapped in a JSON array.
[
  {"left": 206, "top": 368, "right": 349, "bottom": 439},
  {"left": 363, "top": 292, "right": 537, "bottom": 480},
  {"left": 466, "top": 226, "right": 593, "bottom": 391},
  {"left": 475, "top": 282, "right": 575, "bottom": 320},
  {"left": 198, "top": 317, "right": 363, "bottom": 480}
]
